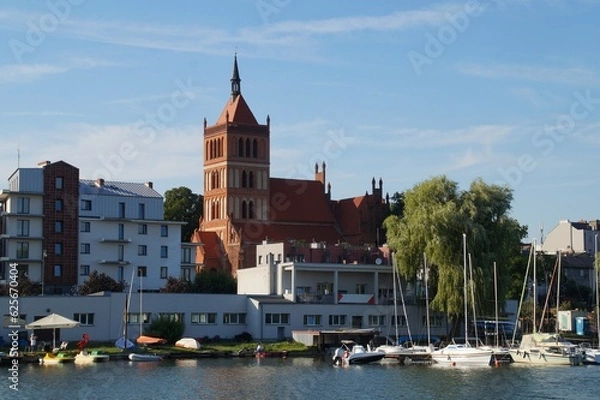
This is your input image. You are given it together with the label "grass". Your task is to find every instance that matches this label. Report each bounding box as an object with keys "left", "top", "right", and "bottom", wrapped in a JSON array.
[{"left": 20, "top": 339, "right": 317, "bottom": 357}]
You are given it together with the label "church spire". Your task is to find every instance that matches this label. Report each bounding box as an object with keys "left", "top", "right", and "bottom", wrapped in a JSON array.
[{"left": 231, "top": 54, "right": 241, "bottom": 97}]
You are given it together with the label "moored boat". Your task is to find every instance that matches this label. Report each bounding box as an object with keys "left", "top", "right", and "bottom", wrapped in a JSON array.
[
  {"left": 74, "top": 350, "right": 110, "bottom": 364},
  {"left": 509, "top": 333, "right": 582, "bottom": 366},
  {"left": 332, "top": 341, "right": 385, "bottom": 365},
  {"left": 40, "top": 352, "right": 75, "bottom": 365},
  {"left": 128, "top": 352, "right": 162, "bottom": 362}
]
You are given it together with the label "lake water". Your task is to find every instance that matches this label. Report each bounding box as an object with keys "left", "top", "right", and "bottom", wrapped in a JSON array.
[{"left": 2, "top": 356, "right": 599, "bottom": 400}]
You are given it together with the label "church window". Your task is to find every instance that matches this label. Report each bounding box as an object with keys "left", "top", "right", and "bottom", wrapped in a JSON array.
[
  {"left": 252, "top": 139, "right": 258, "bottom": 158},
  {"left": 238, "top": 138, "right": 244, "bottom": 157}
]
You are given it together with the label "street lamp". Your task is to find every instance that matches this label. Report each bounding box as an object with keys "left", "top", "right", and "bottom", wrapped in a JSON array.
[{"left": 41, "top": 249, "right": 47, "bottom": 296}]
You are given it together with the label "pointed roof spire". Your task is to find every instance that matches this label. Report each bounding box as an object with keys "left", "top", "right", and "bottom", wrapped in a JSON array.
[{"left": 231, "top": 53, "right": 241, "bottom": 97}]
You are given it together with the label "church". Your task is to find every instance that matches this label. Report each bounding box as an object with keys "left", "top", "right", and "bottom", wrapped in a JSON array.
[{"left": 191, "top": 56, "right": 390, "bottom": 275}]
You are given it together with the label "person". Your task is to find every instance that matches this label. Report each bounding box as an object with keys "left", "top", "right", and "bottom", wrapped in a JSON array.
[{"left": 29, "top": 333, "right": 37, "bottom": 352}]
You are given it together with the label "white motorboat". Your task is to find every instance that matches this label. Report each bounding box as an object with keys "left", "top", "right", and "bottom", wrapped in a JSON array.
[
  {"left": 431, "top": 340, "right": 493, "bottom": 367},
  {"left": 40, "top": 352, "right": 75, "bottom": 365},
  {"left": 332, "top": 341, "right": 385, "bottom": 365}
]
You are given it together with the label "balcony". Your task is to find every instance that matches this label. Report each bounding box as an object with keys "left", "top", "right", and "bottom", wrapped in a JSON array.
[
  {"left": 99, "top": 238, "right": 132, "bottom": 244},
  {"left": 98, "top": 259, "right": 131, "bottom": 265}
]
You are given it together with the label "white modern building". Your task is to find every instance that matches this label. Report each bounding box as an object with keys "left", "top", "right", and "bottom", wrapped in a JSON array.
[
  {"left": 541, "top": 219, "right": 600, "bottom": 254},
  {"left": 0, "top": 160, "right": 200, "bottom": 294},
  {"left": 78, "top": 178, "right": 187, "bottom": 291}
]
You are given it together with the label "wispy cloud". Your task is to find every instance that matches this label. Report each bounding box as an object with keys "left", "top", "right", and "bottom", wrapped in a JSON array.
[
  {"left": 0, "top": 64, "right": 67, "bottom": 84},
  {"left": 456, "top": 63, "right": 598, "bottom": 85},
  {"left": 0, "top": 111, "right": 82, "bottom": 117}
]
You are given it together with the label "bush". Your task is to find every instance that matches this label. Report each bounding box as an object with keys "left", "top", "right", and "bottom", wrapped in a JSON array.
[
  {"left": 144, "top": 316, "right": 185, "bottom": 344},
  {"left": 234, "top": 332, "right": 253, "bottom": 342}
]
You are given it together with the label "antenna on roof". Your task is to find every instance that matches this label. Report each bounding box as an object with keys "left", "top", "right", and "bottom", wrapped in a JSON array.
[{"left": 17, "top": 145, "right": 20, "bottom": 169}]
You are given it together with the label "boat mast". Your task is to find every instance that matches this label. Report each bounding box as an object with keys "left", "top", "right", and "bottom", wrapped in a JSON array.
[
  {"left": 424, "top": 252, "right": 431, "bottom": 347},
  {"left": 468, "top": 253, "right": 479, "bottom": 345},
  {"left": 532, "top": 239, "right": 537, "bottom": 333},
  {"left": 139, "top": 268, "right": 143, "bottom": 338},
  {"left": 463, "top": 233, "right": 468, "bottom": 344},
  {"left": 594, "top": 233, "right": 600, "bottom": 348},
  {"left": 494, "top": 261, "right": 499, "bottom": 347},
  {"left": 392, "top": 253, "right": 399, "bottom": 344},
  {"left": 555, "top": 251, "right": 561, "bottom": 336}
]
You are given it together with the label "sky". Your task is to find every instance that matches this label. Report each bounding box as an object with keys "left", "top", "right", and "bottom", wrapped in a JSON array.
[{"left": 0, "top": 0, "right": 599, "bottom": 242}]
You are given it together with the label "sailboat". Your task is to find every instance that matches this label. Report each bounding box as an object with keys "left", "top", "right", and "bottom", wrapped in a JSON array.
[
  {"left": 127, "top": 270, "right": 163, "bottom": 362},
  {"left": 581, "top": 234, "right": 600, "bottom": 364},
  {"left": 430, "top": 234, "right": 493, "bottom": 367},
  {"left": 510, "top": 245, "right": 582, "bottom": 366},
  {"left": 115, "top": 269, "right": 136, "bottom": 351},
  {"left": 375, "top": 252, "right": 433, "bottom": 364}
]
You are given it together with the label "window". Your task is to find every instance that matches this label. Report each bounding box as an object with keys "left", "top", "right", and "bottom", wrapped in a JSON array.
[
  {"left": 127, "top": 313, "right": 151, "bottom": 324},
  {"left": 118, "top": 224, "right": 124, "bottom": 240},
  {"left": 55, "top": 199, "right": 63, "bottom": 211},
  {"left": 17, "top": 220, "right": 30, "bottom": 236},
  {"left": 138, "top": 224, "right": 147, "bottom": 235},
  {"left": 16, "top": 242, "right": 29, "bottom": 259},
  {"left": 81, "top": 199, "right": 92, "bottom": 211},
  {"left": 54, "top": 264, "right": 62, "bottom": 277},
  {"left": 368, "top": 315, "right": 385, "bottom": 326},
  {"left": 73, "top": 313, "right": 94, "bottom": 326},
  {"left": 17, "top": 197, "right": 30, "bottom": 214},
  {"left": 223, "top": 313, "right": 246, "bottom": 324},
  {"left": 17, "top": 264, "right": 29, "bottom": 278},
  {"left": 55, "top": 220, "right": 63, "bottom": 233},
  {"left": 80, "top": 243, "right": 90, "bottom": 254},
  {"left": 303, "top": 315, "right": 322, "bottom": 326},
  {"left": 181, "top": 248, "right": 191, "bottom": 264},
  {"left": 181, "top": 267, "right": 192, "bottom": 282},
  {"left": 80, "top": 265, "right": 90, "bottom": 276},
  {"left": 118, "top": 245, "right": 124, "bottom": 261},
  {"left": 317, "top": 282, "right": 333, "bottom": 294},
  {"left": 393, "top": 315, "right": 407, "bottom": 327},
  {"left": 158, "top": 313, "right": 183, "bottom": 322},
  {"left": 191, "top": 313, "right": 217, "bottom": 324},
  {"left": 137, "top": 267, "right": 147, "bottom": 277},
  {"left": 54, "top": 243, "right": 63, "bottom": 255},
  {"left": 138, "top": 203, "right": 145, "bottom": 219},
  {"left": 160, "top": 225, "right": 168, "bottom": 237},
  {"left": 265, "top": 313, "right": 290, "bottom": 325},
  {"left": 329, "top": 315, "right": 346, "bottom": 326},
  {"left": 356, "top": 283, "right": 367, "bottom": 294},
  {"left": 160, "top": 266, "right": 168, "bottom": 279},
  {"left": 118, "top": 202, "right": 125, "bottom": 218},
  {"left": 80, "top": 221, "right": 90, "bottom": 232},
  {"left": 55, "top": 177, "right": 64, "bottom": 189},
  {"left": 138, "top": 245, "right": 147, "bottom": 256},
  {"left": 160, "top": 246, "right": 168, "bottom": 258},
  {"left": 422, "top": 315, "right": 444, "bottom": 328}
]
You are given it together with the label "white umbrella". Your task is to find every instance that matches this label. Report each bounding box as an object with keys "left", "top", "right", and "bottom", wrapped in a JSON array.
[{"left": 25, "top": 313, "right": 80, "bottom": 350}]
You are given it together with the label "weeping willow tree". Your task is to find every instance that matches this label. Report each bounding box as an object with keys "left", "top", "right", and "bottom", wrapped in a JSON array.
[{"left": 384, "top": 176, "right": 526, "bottom": 336}]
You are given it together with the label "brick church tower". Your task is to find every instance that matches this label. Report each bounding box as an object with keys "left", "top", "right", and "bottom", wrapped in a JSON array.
[{"left": 199, "top": 55, "right": 271, "bottom": 272}]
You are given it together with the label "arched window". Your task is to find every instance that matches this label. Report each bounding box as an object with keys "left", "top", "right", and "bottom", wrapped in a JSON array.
[
  {"left": 248, "top": 201, "right": 254, "bottom": 219},
  {"left": 245, "top": 138, "right": 251, "bottom": 157},
  {"left": 241, "top": 171, "right": 247, "bottom": 188},
  {"left": 252, "top": 139, "right": 258, "bottom": 158},
  {"left": 205, "top": 142, "right": 210, "bottom": 160},
  {"left": 241, "top": 200, "right": 247, "bottom": 219},
  {"left": 238, "top": 138, "right": 244, "bottom": 157},
  {"left": 248, "top": 171, "right": 254, "bottom": 188}
]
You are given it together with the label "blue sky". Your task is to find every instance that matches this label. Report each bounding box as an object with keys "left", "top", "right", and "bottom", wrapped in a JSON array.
[{"left": 0, "top": 0, "right": 599, "bottom": 242}]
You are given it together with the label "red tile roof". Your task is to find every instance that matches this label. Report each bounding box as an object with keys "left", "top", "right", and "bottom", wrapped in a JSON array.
[{"left": 216, "top": 94, "right": 258, "bottom": 125}]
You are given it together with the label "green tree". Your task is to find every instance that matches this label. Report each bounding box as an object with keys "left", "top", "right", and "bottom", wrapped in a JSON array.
[
  {"left": 384, "top": 176, "right": 526, "bottom": 336},
  {"left": 193, "top": 269, "right": 237, "bottom": 294},
  {"left": 78, "top": 271, "right": 124, "bottom": 295},
  {"left": 161, "top": 276, "right": 192, "bottom": 293},
  {"left": 163, "top": 186, "right": 203, "bottom": 242},
  {"left": 389, "top": 191, "right": 405, "bottom": 217},
  {"left": 144, "top": 316, "right": 185, "bottom": 344},
  {"left": 0, "top": 275, "right": 41, "bottom": 296}
]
